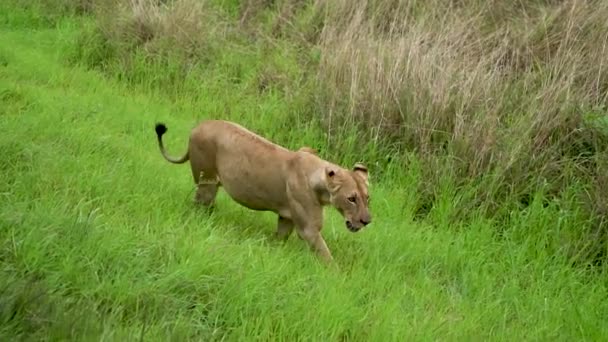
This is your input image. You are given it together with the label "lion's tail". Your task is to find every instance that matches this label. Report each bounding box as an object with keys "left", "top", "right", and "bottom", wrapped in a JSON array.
[{"left": 155, "top": 123, "right": 189, "bottom": 164}]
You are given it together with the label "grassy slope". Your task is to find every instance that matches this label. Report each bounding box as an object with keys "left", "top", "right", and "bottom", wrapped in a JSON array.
[{"left": 1, "top": 8, "right": 608, "bottom": 342}]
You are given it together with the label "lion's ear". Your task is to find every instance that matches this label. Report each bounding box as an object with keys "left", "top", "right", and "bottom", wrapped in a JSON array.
[
  {"left": 325, "top": 166, "right": 337, "bottom": 179},
  {"left": 324, "top": 166, "right": 341, "bottom": 191},
  {"left": 298, "top": 146, "right": 317, "bottom": 155},
  {"left": 353, "top": 163, "right": 369, "bottom": 183}
]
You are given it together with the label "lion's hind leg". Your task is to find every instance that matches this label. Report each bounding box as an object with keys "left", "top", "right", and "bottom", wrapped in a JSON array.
[
  {"left": 193, "top": 170, "right": 219, "bottom": 207},
  {"left": 276, "top": 216, "right": 294, "bottom": 241}
]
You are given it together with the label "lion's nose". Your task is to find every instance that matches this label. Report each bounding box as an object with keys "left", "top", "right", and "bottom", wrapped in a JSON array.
[{"left": 360, "top": 215, "right": 371, "bottom": 226}]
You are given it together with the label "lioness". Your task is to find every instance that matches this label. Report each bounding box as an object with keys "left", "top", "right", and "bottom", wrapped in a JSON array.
[{"left": 154, "top": 120, "right": 372, "bottom": 262}]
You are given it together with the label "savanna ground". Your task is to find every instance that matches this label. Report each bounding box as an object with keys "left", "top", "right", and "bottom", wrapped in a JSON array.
[{"left": 1, "top": 0, "right": 608, "bottom": 340}]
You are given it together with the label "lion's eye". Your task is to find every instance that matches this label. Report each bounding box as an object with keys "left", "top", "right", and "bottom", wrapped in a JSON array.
[{"left": 348, "top": 196, "right": 357, "bottom": 203}]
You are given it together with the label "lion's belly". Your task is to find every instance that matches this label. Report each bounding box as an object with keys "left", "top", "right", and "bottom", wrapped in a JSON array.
[
  {"left": 217, "top": 167, "right": 287, "bottom": 214},
  {"left": 209, "top": 125, "right": 292, "bottom": 214}
]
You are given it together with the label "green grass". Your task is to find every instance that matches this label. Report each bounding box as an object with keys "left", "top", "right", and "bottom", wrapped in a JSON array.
[{"left": 1, "top": 6, "right": 608, "bottom": 342}]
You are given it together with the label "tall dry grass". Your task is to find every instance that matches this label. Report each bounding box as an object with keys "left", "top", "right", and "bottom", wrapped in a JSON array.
[
  {"left": 70, "top": 0, "right": 237, "bottom": 91},
  {"left": 98, "top": 0, "right": 221, "bottom": 56},
  {"left": 315, "top": 0, "right": 608, "bottom": 206}
]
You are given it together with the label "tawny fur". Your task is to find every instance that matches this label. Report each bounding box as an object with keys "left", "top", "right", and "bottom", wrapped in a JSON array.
[{"left": 155, "top": 120, "right": 372, "bottom": 263}]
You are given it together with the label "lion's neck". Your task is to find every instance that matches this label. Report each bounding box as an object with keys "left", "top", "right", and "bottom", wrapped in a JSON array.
[{"left": 309, "top": 168, "right": 332, "bottom": 206}]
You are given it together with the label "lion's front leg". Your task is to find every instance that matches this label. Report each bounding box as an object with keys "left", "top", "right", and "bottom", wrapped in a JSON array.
[
  {"left": 285, "top": 176, "right": 334, "bottom": 263},
  {"left": 289, "top": 203, "right": 333, "bottom": 263},
  {"left": 297, "top": 227, "right": 333, "bottom": 263}
]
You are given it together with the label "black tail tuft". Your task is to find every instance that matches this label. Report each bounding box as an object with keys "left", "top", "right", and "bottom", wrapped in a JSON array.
[{"left": 155, "top": 123, "right": 167, "bottom": 138}]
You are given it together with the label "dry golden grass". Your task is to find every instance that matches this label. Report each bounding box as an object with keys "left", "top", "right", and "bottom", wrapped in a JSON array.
[
  {"left": 95, "top": 0, "right": 228, "bottom": 59},
  {"left": 315, "top": 0, "right": 608, "bottom": 225},
  {"left": 317, "top": 0, "right": 608, "bottom": 159}
]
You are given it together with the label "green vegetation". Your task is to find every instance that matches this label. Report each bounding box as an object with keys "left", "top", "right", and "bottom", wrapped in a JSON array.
[{"left": 1, "top": 0, "right": 607, "bottom": 340}]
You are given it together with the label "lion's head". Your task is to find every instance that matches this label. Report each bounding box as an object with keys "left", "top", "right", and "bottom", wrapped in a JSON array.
[{"left": 325, "top": 163, "right": 372, "bottom": 232}]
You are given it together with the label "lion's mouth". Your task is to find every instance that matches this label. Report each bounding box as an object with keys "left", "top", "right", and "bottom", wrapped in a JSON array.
[{"left": 346, "top": 221, "right": 361, "bottom": 233}]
